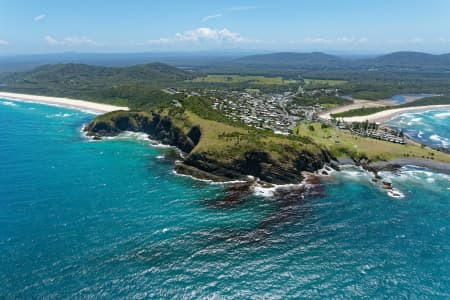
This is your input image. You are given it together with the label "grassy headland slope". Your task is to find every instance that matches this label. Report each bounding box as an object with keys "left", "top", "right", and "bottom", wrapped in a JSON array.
[
  {"left": 86, "top": 97, "right": 333, "bottom": 184},
  {"left": 294, "top": 123, "right": 450, "bottom": 164},
  {"left": 86, "top": 96, "right": 450, "bottom": 183}
]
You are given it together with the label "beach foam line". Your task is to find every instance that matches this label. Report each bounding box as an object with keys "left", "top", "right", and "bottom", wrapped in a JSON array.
[
  {"left": 1, "top": 100, "right": 19, "bottom": 107},
  {"left": 0, "top": 92, "right": 129, "bottom": 114},
  {"left": 334, "top": 105, "right": 450, "bottom": 123}
]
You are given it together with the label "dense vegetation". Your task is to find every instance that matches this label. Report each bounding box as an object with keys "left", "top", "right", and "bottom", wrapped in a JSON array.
[
  {"left": 290, "top": 95, "right": 352, "bottom": 107},
  {"left": 188, "top": 74, "right": 300, "bottom": 93},
  {"left": 3, "top": 51, "right": 450, "bottom": 105},
  {"left": 0, "top": 63, "right": 196, "bottom": 108},
  {"left": 224, "top": 51, "right": 450, "bottom": 73},
  {"left": 331, "top": 96, "right": 450, "bottom": 118}
]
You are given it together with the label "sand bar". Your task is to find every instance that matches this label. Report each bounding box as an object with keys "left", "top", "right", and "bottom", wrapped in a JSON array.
[
  {"left": 319, "top": 99, "right": 386, "bottom": 120},
  {"left": 0, "top": 92, "right": 129, "bottom": 114}
]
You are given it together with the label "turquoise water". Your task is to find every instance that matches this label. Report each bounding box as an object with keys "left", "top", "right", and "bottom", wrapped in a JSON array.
[
  {"left": 1, "top": 99, "right": 450, "bottom": 299},
  {"left": 388, "top": 109, "right": 450, "bottom": 149}
]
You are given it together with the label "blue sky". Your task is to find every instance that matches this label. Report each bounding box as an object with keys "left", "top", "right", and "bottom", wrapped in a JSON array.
[{"left": 1, "top": 0, "right": 450, "bottom": 54}]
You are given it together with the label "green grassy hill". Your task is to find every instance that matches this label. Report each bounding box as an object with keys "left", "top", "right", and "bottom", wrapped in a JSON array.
[{"left": 1, "top": 62, "right": 197, "bottom": 108}]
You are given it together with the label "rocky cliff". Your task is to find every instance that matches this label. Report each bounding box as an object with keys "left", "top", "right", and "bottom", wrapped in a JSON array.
[{"left": 85, "top": 111, "right": 333, "bottom": 184}]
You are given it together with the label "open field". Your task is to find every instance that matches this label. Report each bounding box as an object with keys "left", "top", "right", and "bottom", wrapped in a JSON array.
[
  {"left": 191, "top": 75, "right": 299, "bottom": 85},
  {"left": 303, "top": 79, "right": 347, "bottom": 88}
]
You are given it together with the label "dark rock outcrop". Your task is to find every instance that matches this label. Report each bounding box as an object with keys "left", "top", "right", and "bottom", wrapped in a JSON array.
[
  {"left": 85, "top": 111, "right": 199, "bottom": 153},
  {"left": 86, "top": 111, "right": 333, "bottom": 184}
]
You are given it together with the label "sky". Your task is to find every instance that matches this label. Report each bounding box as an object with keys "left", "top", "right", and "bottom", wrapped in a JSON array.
[{"left": 1, "top": 0, "right": 450, "bottom": 55}]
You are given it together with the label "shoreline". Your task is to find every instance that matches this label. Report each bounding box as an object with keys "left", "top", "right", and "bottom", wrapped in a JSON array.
[
  {"left": 320, "top": 99, "right": 386, "bottom": 120},
  {"left": 0, "top": 91, "right": 129, "bottom": 114},
  {"left": 322, "top": 104, "right": 450, "bottom": 123}
]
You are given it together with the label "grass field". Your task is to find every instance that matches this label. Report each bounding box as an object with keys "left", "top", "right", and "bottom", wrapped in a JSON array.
[
  {"left": 294, "top": 122, "right": 450, "bottom": 162},
  {"left": 191, "top": 75, "right": 299, "bottom": 85},
  {"left": 303, "top": 79, "right": 347, "bottom": 88}
]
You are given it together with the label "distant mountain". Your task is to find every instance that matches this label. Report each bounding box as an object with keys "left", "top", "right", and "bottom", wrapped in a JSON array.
[
  {"left": 0, "top": 51, "right": 252, "bottom": 73},
  {"left": 231, "top": 51, "right": 450, "bottom": 72},
  {"left": 7, "top": 62, "right": 195, "bottom": 84},
  {"left": 2, "top": 51, "right": 450, "bottom": 75},
  {"left": 357, "top": 51, "right": 450, "bottom": 69},
  {"left": 235, "top": 52, "right": 347, "bottom": 70}
]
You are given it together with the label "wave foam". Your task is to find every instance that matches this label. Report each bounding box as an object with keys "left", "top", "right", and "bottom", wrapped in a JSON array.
[
  {"left": 429, "top": 134, "right": 449, "bottom": 147},
  {"left": 1, "top": 101, "right": 18, "bottom": 107},
  {"left": 380, "top": 166, "right": 450, "bottom": 191},
  {"left": 433, "top": 111, "right": 450, "bottom": 119},
  {"left": 46, "top": 113, "right": 74, "bottom": 118},
  {"left": 387, "top": 188, "right": 405, "bottom": 199}
]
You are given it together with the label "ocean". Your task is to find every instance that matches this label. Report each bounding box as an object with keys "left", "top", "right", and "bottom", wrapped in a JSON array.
[
  {"left": 1, "top": 99, "right": 449, "bottom": 299},
  {"left": 388, "top": 109, "right": 450, "bottom": 149}
]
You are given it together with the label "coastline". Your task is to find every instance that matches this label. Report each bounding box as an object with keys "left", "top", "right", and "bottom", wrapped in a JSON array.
[
  {"left": 319, "top": 99, "right": 386, "bottom": 120},
  {"left": 3, "top": 90, "right": 449, "bottom": 184},
  {"left": 337, "top": 156, "right": 450, "bottom": 173},
  {"left": 322, "top": 104, "right": 450, "bottom": 123},
  {"left": 0, "top": 91, "right": 129, "bottom": 114}
]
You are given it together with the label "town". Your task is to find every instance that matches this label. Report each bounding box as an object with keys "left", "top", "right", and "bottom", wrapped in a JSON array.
[{"left": 167, "top": 86, "right": 407, "bottom": 145}]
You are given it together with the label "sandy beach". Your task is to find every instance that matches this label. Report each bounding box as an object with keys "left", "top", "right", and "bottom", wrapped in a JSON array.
[
  {"left": 330, "top": 105, "right": 450, "bottom": 123},
  {"left": 0, "top": 92, "right": 129, "bottom": 114},
  {"left": 319, "top": 99, "right": 386, "bottom": 120}
]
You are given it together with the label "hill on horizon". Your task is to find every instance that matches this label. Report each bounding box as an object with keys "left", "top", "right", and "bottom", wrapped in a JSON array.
[
  {"left": 233, "top": 51, "right": 450, "bottom": 72},
  {"left": 0, "top": 62, "right": 197, "bottom": 108},
  {"left": 1, "top": 51, "right": 450, "bottom": 74}
]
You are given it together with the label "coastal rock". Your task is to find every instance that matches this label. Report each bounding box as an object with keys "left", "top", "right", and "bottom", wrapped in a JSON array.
[
  {"left": 85, "top": 111, "right": 200, "bottom": 153},
  {"left": 382, "top": 181, "right": 393, "bottom": 189},
  {"left": 86, "top": 111, "right": 333, "bottom": 184}
]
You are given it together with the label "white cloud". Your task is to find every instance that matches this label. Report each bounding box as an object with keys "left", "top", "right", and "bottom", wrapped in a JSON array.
[
  {"left": 303, "top": 37, "right": 331, "bottom": 44},
  {"left": 337, "top": 37, "right": 368, "bottom": 43},
  {"left": 410, "top": 38, "right": 424, "bottom": 43},
  {"left": 34, "top": 14, "right": 46, "bottom": 21},
  {"left": 45, "top": 36, "right": 58, "bottom": 45},
  {"left": 226, "top": 6, "right": 257, "bottom": 11},
  {"left": 388, "top": 38, "right": 424, "bottom": 44},
  {"left": 45, "top": 35, "right": 97, "bottom": 46},
  {"left": 0, "top": 39, "right": 9, "bottom": 46},
  {"left": 299, "top": 37, "right": 368, "bottom": 44},
  {"left": 202, "top": 14, "right": 222, "bottom": 22},
  {"left": 436, "top": 37, "right": 450, "bottom": 43},
  {"left": 147, "top": 28, "right": 246, "bottom": 45}
]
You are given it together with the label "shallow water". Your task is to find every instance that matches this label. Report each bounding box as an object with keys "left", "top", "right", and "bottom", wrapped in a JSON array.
[
  {"left": 389, "top": 94, "right": 435, "bottom": 104},
  {"left": 1, "top": 99, "right": 449, "bottom": 298}
]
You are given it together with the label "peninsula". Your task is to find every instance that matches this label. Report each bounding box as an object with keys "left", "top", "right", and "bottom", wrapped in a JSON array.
[{"left": 2, "top": 58, "right": 450, "bottom": 184}]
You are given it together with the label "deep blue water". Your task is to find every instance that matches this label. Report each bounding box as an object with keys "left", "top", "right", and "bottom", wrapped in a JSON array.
[
  {"left": 388, "top": 109, "right": 450, "bottom": 149},
  {"left": 1, "top": 99, "right": 450, "bottom": 299}
]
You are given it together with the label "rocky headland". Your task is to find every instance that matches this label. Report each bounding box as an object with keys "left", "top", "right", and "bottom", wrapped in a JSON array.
[{"left": 85, "top": 111, "right": 335, "bottom": 185}]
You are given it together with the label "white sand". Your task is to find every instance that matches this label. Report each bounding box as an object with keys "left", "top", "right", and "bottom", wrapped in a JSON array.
[
  {"left": 0, "top": 92, "right": 129, "bottom": 114},
  {"left": 329, "top": 105, "right": 450, "bottom": 123},
  {"left": 319, "top": 100, "right": 386, "bottom": 120}
]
